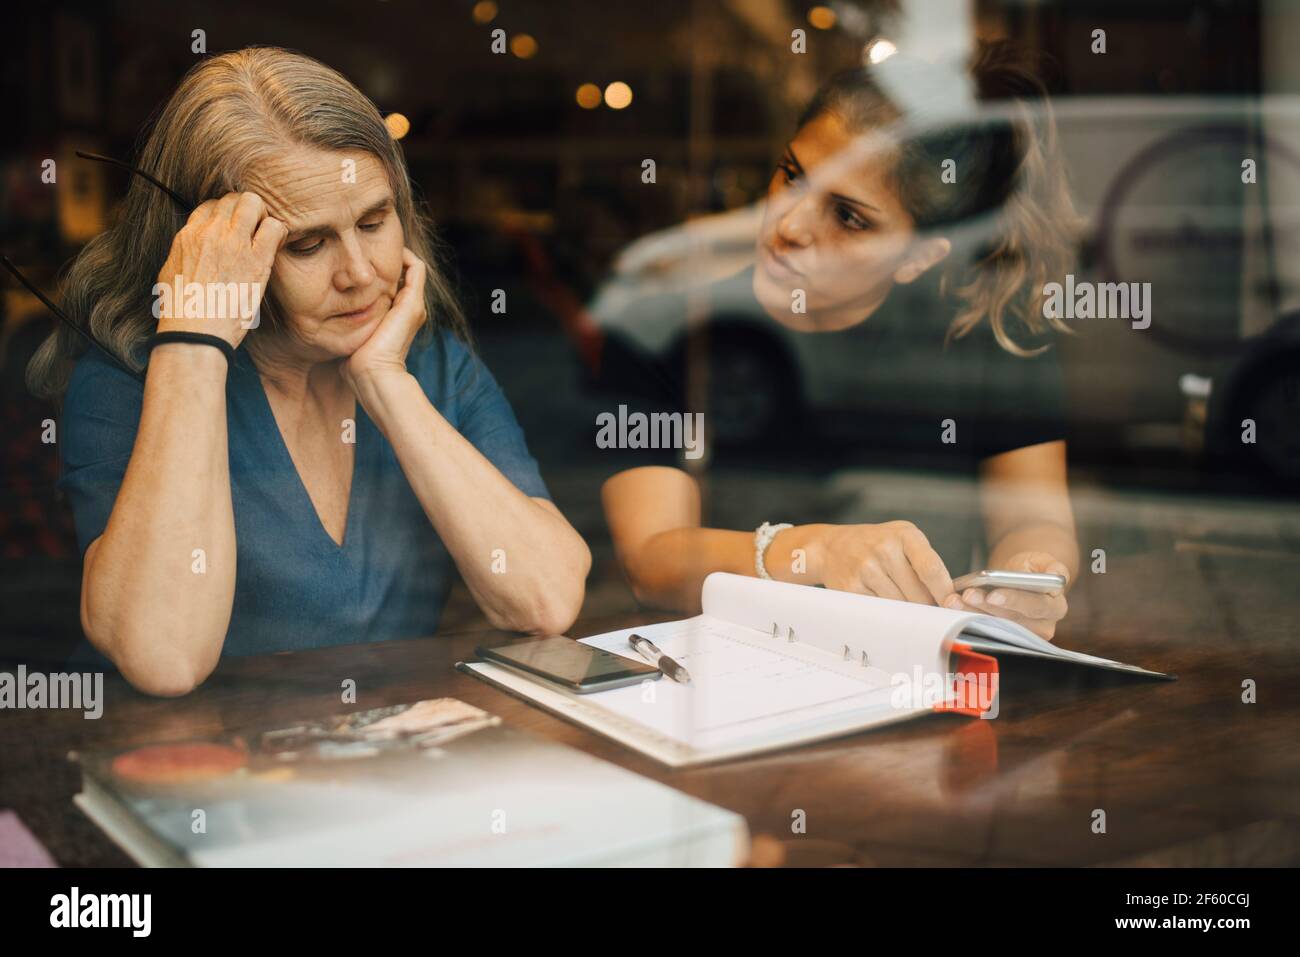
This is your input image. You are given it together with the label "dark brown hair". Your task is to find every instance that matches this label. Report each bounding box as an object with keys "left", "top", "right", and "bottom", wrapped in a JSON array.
[{"left": 798, "top": 41, "right": 1079, "bottom": 355}]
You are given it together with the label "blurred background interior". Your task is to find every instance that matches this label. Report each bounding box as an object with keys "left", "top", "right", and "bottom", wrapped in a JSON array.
[{"left": 3, "top": 0, "right": 1299, "bottom": 662}]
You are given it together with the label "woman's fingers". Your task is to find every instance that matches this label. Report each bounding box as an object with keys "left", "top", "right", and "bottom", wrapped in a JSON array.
[
  {"left": 157, "top": 190, "right": 287, "bottom": 346},
  {"left": 820, "top": 522, "right": 954, "bottom": 606},
  {"left": 957, "top": 589, "right": 1066, "bottom": 641},
  {"left": 390, "top": 249, "right": 425, "bottom": 314},
  {"left": 231, "top": 191, "right": 269, "bottom": 237},
  {"left": 186, "top": 197, "right": 223, "bottom": 228},
  {"left": 982, "top": 588, "right": 1066, "bottom": 620},
  {"left": 341, "top": 247, "right": 427, "bottom": 387},
  {"left": 880, "top": 543, "right": 935, "bottom": 604},
  {"left": 858, "top": 560, "right": 906, "bottom": 601},
  {"left": 897, "top": 523, "right": 954, "bottom": 603},
  {"left": 1004, "top": 552, "right": 1071, "bottom": 593},
  {"left": 209, "top": 192, "right": 241, "bottom": 227},
  {"left": 251, "top": 215, "right": 288, "bottom": 266},
  {"left": 858, "top": 546, "right": 934, "bottom": 605},
  {"left": 827, "top": 575, "right": 873, "bottom": 597},
  {"left": 1039, "top": 559, "right": 1071, "bottom": 583}
]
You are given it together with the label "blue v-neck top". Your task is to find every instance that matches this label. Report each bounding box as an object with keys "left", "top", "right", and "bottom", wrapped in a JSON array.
[{"left": 57, "top": 329, "right": 550, "bottom": 663}]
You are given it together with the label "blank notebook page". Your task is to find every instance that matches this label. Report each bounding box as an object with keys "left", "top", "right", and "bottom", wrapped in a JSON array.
[{"left": 579, "top": 616, "right": 904, "bottom": 752}]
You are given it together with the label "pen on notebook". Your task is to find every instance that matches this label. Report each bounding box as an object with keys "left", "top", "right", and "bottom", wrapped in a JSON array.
[{"left": 629, "top": 634, "right": 692, "bottom": 684}]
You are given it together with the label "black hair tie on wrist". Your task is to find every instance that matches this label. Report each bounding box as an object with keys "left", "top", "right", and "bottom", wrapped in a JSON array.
[{"left": 146, "top": 331, "right": 237, "bottom": 368}]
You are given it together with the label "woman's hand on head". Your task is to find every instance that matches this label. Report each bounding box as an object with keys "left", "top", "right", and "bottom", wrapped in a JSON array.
[
  {"left": 943, "top": 551, "right": 1070, "bottom": 641},
  {"left": 813, "top": 521, "right": 955, "bottom": 606},
  {"left": 155, "top": 191, "right": 287, "bottom": 348},
  {"left": 341, "top": 247, "right": 425, "bottom": 395}
]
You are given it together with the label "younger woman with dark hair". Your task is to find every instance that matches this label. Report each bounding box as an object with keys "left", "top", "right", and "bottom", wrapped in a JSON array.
[{"left": 602, "top": 43, "right": 1079, "bottom": 639}]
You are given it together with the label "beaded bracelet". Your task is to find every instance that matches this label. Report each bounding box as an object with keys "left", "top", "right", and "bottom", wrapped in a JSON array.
[{"left": 754, "top": 521, "right": 793, "bottom": 580}]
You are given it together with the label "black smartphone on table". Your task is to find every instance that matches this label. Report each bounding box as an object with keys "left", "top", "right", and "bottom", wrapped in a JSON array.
[{"left": 475, "top": 635, "right": 662, "bottom": 694}]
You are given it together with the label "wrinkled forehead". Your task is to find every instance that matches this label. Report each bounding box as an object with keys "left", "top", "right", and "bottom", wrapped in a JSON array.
[{"left": 242, "top": 146, "right": 393, "bottom": 229}]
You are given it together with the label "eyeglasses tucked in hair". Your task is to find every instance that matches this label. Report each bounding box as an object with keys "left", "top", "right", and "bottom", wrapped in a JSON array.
[
  {"left": 73, "top": 150, "right": 196, "bottom": 214},
  {"left": 1, "top": 151, "right": 198, "bottom": 384}
]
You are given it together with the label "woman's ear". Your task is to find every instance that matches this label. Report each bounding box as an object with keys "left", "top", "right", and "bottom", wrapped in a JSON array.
[{"left": 893, "top": 237, "right": 952, "bottom": 284}]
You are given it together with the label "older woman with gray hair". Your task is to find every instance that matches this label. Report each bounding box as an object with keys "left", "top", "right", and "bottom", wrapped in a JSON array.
[{"left": 29, "top": 46, "right": 590, "bottom": 696}]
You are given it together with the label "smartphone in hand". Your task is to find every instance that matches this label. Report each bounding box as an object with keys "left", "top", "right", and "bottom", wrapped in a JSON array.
[{"left": 951, "top": 570, "right": 1066, "bottom": 594}]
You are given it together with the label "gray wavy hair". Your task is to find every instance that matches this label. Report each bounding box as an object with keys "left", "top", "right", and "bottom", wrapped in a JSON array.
[{"left": 27, "top": 45, "right": 467, "bottom": 398}]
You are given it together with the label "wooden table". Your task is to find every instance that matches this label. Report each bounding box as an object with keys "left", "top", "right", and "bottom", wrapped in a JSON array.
[{"left": 2, "top": 545, "right": 1298, "bottom": 867}]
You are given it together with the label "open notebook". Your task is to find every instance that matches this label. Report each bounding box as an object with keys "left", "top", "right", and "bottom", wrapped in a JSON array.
[{"left": 459, "top": 572, "right": 1172, "bottom": 768}]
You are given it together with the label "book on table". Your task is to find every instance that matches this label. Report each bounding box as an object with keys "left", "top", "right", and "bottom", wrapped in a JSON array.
[
  {"left": 71, "top": 697, "right": 748, "bottom": 866},
  {"left": 459, "top": 572, "right": 1172, "bottom": 768}
]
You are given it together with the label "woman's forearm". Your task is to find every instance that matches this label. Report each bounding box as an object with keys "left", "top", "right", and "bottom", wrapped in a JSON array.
[
  {"left": 356, "top": 370, "right": 590, "bottom": 634},
  {"left": 987, "top": 521, "right": 1080, "bottom": 585},
  {"left": 979, "top": 442, "right": 1078, "bottom": 587},
  {"left": 622, "top": 524, "right": 827, "bottom": 614},
  {"left": 82, "top": 344, "right": 237, "bottom": 694}
]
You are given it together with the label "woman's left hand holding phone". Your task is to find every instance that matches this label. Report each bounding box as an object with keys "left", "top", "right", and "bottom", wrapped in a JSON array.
[{"left": 943, "top": 551, "right": 1070, "bottom": 640}]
